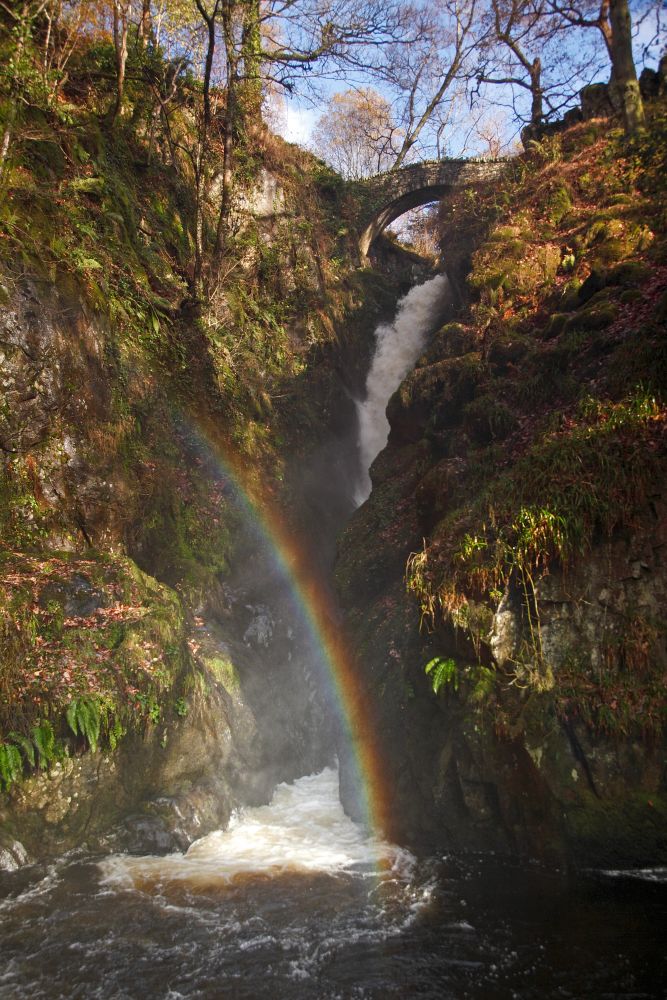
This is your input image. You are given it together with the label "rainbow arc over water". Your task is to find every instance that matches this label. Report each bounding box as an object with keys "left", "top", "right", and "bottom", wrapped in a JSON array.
[{"left": 184, "top": 413, "right": 391, "bottom": 842}]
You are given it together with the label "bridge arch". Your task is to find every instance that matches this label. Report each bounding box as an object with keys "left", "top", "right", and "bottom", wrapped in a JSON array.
[
  {"left": 358, "top": 183, "right": 451, "bottom": 258},
  {"left": 355, "top": 159, "right": 509, "bottom": 260}
]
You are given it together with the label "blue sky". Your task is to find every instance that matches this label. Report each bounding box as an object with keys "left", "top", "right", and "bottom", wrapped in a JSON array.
[{"left": 272, "top": 1, "right": 665, "bottom": 162}]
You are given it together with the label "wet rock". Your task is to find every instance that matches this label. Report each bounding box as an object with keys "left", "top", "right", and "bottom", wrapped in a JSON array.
[
  {"left": 243, "top": 605, "right": 274, "bottom": 647},
  {"left": 489, "top": 588, "right": 519, "bottom": 668},
  {"left": 0, "top": 641, "right": 261, "bottom": 861},
  {"left": 0, "top": 836, "right": 30, "bottom": 871}
]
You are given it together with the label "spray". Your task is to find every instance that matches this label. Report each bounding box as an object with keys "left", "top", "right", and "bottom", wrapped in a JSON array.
[{"left": 355, "top": 274, "right": 450, "bottom": 504}]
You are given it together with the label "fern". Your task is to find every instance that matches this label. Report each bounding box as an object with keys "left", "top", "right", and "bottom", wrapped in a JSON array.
[
  {"left": 107, "top": 716, "right": 125, "bottom": 751},
  {"left": 65, "top": 700, "right": 78, "bottom": 737},
  {"left": 8, "top": 731, "right": 36, "bottom": 768},
  {"left": 66, "top": 696, "right": 101, "bottom": 752},
  {"left": 0, "top": 743, "right": 23, "bottom": 790},
  {"left": 32, "top": 719, "right": 56, "bottom": 768},
  {"left": 471, "top": 666, "right": 496, "bottom": 702},
  {"left": 425, "top": 656, "right": 459, "bottom": 695}
]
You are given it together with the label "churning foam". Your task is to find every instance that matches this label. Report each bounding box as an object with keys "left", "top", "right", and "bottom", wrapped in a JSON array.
[
  {"left": 355, "top": 273, "right": 449, "bottom": 503},
  {"left": 100, "top": 768, "right": 413, "bottom": 890}
]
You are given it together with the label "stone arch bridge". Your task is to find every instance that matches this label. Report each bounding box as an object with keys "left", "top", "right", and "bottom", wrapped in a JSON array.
[{"left": 354, "top": 158, "right": 510, "bottom": 258}]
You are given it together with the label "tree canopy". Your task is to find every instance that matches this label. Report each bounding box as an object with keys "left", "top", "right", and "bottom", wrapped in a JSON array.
[{"left": 0, "top": 0, "right": 662, "bottom": 292}]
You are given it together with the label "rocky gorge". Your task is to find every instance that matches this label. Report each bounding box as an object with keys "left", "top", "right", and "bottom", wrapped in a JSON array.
[{"left": 0, "top": 66, "right": 666, "bottom": 886}]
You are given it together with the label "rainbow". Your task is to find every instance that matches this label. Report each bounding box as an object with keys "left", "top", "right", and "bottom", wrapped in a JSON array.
[{"left": 181, "top": 412, "right": 391, "bottom": 841}]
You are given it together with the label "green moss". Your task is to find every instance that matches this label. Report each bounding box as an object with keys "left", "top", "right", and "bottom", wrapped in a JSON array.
[
  {"left": 565, "top": 794, "right": 667, "bottom": 867},
  {"left": 564, "top": 299, "right": 618, "bottom": 332},
  {"left": 543, "top": 312, "right": 568, "bottom": 339},
  {"left": 463, "top": 394, "right": 517, "bottom": 443},
  {"left": 547, "top": 183, "right": 573, "bottom": 225},
  {"left": 619, "top": 288, "right": 643, "bottom": 304},
  {"left": 607, "top": 260, "right": 652, "bottom": 286},
  {"left": 204, "top": 655, "right": 240, "bottom": 693}
]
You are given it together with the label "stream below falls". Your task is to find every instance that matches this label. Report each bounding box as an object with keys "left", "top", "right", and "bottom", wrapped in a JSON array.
[{"left": 1, "top": 766, "right": 666, "bottom": 999}]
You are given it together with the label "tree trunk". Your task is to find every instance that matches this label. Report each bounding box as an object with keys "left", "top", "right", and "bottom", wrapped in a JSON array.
[
  {"left": 0, "top": 121, "right": 13, "bottom": 177},
  {"left": 192, "top": 0, "right": 220, "bottom": 294},
  {"left": 530, "top": 57, "right": 543, "bottom": 124},
  {"left": 0, "top": 1, "right": 32, "bottom": 177},
  {"left": 238, "top": 0, "right": 262, "bottom": 135},
  {"left": 138, "top": 0, "right": 151, "bottom": 47},
  {"left": 212, "top": 0, "right": 242, "bottom": 266},
  {"left": 213, "top": 89, "right": 236, "bottom": 263},
  {"left": 110, "top": 0, "right": 128, "bottom": 124},
  {"left": 608, "top": 0, "right": 644, "bottom": 135},
  {"left": 193, "top": 144, "right": 205, "bottom": 294}
]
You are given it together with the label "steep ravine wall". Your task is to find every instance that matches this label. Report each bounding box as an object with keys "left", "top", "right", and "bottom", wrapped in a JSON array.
[
  {"left": 0, "top": 151, "right": 420, "bottom": 866},
  {"left": 0, "top": 280, "right": 260, "bottom": 864},
  {"left": 336, "top": 115, "right": 667, "bottom": 868},
  {"left": 337, "top": 448, "right": 667, "bottom": 865}
]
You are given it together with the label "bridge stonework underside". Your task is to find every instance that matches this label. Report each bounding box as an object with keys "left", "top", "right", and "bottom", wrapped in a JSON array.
[{"left": 354, "top": 159, "right": 509, "bottom": 258}]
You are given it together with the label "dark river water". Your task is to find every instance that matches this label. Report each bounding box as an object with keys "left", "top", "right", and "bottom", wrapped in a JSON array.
[{"left": 1, "top": 769, "right": 665, "bottom": 1000}]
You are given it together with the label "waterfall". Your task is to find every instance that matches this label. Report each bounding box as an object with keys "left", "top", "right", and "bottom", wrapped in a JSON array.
[{"left": 354, "top": 274, "right": 450, "bottom": 504}]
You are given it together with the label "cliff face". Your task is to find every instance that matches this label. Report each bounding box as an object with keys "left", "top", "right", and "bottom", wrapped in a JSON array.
[
  {"left": 0, "top": 272, "right": 284, "bottom": 862},
  {"left": 0, "top": 109, "right": 410, "bottom": 863},
  {"left": 336, "top": 112, "right": 667, "bottom": 867}
]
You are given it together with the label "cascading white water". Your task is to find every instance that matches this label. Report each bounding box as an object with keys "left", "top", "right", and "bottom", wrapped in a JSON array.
[
  {"left": 100, "top": 768, "right": 413, "bottom": 890},
  {"left": 355, "top": 274, "right": 450, "bottom": 504}
]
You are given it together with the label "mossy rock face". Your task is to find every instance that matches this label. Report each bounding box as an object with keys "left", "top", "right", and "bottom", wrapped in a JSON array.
[
  {"left": 564, "top": 794, "right": 667, "bottom": 868},
  {"left": 0, "top": 651, "right": 259, "bottom": 862},
  {"left": 335, "top": 444, "right": 425, "bottom": 604},
  {"left": 423, "top": 322, "right": 478, "bottom": 363},
  {"left": 607, "top": 260, "right": 652, "bottom": 287},
  {"left": 559, "top": 282, "right": 582, "bottom": 313},
  {"left": 619, "top": 288, "right": 643, "bottom": 304},
  {"left": 192, "top": 627, "right": 243, "bottom": 697},
  {"left": 564, "top": 299, "right": 618, "bottom": 333},
  {"left": 548, "top": 183, "right": 573, "bottom": 225},
  {"left": 543, "top": 312, "right": 569, "bottom": 339},
  {"left": 487, "top": 335, "right": 531, "bottom": 369},
  {"left": 580, "top": 286, "right": 615, "bottom": 309},
  {"left": 586, "top": 219, "right": 654, "bottom": 268},
  {"left": 489, "top": 224, "right": 531, "bottom": 244},
  {"left": 37, "top": 573, "right": 109, "bottom": 617},
  {"left": 470, "top": 227, "right": 559, "bottom": 298},
  {"left": 592, "top": 239, "right": 632, "bottom": 267},
  {"left": 577, "top": 269, "right": 608, "bottom": 304},
  {"left": 387, "top": 352, "right": 486, "bottom": 442},
  {"left": 585, "top": 216, "right": 625, "bottom": 245},
  {"left": 463, "top": 394, "right": 517, "bottom": 444},
  {"left": 499, "top": 243, "right": 561, "bottom": 296}
]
